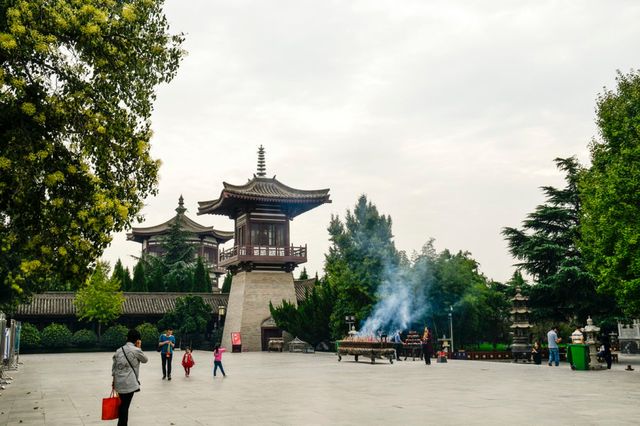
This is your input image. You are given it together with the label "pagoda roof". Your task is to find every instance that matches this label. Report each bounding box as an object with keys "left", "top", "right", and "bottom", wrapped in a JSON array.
[
  {"left": 511, "top": 294, "right": 529, "bottom": 301},
  {"left": 510, "top": 323, "right": 533, "bottom": 329},
  {"left": 127, "top": 196, "right": 233, "bottom": 243},
  {"left": 510, "top": 307, "right": 531, "bottom": 314},
  {"left": 198, "top": 176, "right": 331, "bottom": 219}
]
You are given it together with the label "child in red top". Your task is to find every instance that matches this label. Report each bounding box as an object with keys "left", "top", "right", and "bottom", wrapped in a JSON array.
[
  {"left": 213, "top": 344, "right": 226, "bottom": 377},
  {"left": 182, "top": 347, "right": 195, "bottom": 377}
]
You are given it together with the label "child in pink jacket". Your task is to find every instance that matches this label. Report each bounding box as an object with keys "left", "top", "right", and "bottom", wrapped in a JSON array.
[{"left": 213, "top": 344, "right": 227, "bottom": 377}]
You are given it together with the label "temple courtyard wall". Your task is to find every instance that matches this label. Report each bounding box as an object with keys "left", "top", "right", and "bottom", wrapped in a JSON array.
[{"left": 1, "top": 352, "right": 640, "bottom": 425}]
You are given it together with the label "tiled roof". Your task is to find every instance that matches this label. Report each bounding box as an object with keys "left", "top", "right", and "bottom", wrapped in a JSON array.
[
  {"left": 127, "top": 214, "right": 233, "bottom": 243},
  {"left": 294, "top": 279, "right": 316, "bottom": 301},
  {"left": 14, "top": 282, "right": 313, "bottom": 317},
  {"left": 198, "top": 176, "right": 330, "bottom": 218},
  {"left": 13, "top": 292, "right": 229, "bottom": 317}
]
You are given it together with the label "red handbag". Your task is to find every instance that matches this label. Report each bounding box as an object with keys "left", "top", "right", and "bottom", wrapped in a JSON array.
[{"left": 102, "top": 389, "right": 121, "bottom": 420}]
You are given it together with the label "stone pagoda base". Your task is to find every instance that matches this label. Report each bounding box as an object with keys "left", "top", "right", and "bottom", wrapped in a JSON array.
[{"left": 221, "top": 270, "right": 297, "bottom": 352}]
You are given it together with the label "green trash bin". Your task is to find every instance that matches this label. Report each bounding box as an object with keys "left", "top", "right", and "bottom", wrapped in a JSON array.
[{"left": 568, "top": 344, "right": 590, "bottom": 370}]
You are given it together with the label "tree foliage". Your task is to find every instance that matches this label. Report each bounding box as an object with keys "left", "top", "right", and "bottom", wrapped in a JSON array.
[
  {"left": 0, "top": 0, "right": 184, "bottom": 306},
  {"left": 502, "top": 157, "right": 618, "bottom": 323},
  {"left": 324, "top": 195, "right": 399, "bottom": 338},
  {"left": 41, "top": 323, "right": 72, "bottom": 348},
  {"left": 270, "top": 280, "right": 335, "bottom": 346},
  {"left": 130, "top": 259, "right": 148, "bottom": 292},
  {"left": 580, "top": 70, "right": 640, "bottom": 316},
  {"left": 111, "top": 259, "right": 131, "bottom": 292},
  {"left": 192, "top": 257, "right": 210, "bottom": 292},
  {"left": 221, "top": 271, "right": 232, "bottom": 294},
  {"left": 159, "top": 295, "right": 211, "bottom": 345},
  {"left": 74, "top": 262, "right": 124, "bottom": 337}
]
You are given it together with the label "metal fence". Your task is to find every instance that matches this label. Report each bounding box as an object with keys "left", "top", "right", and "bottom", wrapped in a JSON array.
[{"left": 0, "top": 312, "right": 21, "bottom": 394}]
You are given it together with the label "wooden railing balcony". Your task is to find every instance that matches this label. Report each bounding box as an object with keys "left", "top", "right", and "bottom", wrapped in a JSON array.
[{"left": 219, "top": 244, "right": 307, "bottom": 268}]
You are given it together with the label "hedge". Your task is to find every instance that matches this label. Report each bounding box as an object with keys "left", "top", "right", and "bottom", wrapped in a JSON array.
[
  {"left": 101, "top": 324, "right": 129, "bottom": 350},
  {"left": 72, "top": 329, "right": 98, "bottom": 348},
  {"left": 41, "top": 323, "right": 72, "bottom": 348},
  {"left": 136, "top": 323, "right": 159, "bottom": 350},
  {"left": 20, "top": 323, "right": 41, "bottom": 349}
]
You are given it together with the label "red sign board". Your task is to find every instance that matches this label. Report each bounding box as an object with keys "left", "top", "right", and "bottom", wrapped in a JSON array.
[{"left": 231, "top": 332, "right": 242, "bottom": 345}]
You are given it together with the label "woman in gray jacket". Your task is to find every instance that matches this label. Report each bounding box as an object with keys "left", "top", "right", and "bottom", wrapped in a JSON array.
[{"left": 112, "top": 329, "right": 148, "bottom": 426}]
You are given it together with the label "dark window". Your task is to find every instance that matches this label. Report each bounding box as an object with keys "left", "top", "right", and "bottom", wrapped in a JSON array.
[{"left": 250, "top": 223, "right": 284, "bottom": 246}]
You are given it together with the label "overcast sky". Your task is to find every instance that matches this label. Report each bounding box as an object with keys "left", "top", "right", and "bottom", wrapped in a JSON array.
[{"left": 102, "top": 0, "right": 640, "bottom": 284}]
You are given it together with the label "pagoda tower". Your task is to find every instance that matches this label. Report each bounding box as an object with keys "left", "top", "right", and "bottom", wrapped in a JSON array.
[
  {"left": 127, "top": 196, "right": 233, "bottom": 288},
  {"left": 198, "top": 146, "right": 331, "bottom": 351},
  {"left": 510, "top": 287, "right": 533, "bottom": 362}
]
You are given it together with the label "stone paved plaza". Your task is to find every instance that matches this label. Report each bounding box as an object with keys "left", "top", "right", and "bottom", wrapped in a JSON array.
[{"left": 1, "top": 351, "right": 640, "bottom": 425}]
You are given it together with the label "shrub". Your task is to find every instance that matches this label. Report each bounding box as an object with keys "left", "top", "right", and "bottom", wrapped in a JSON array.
[
  {"left": 41, "top": 323, "right": 72, "bottom": 348},
  {"left": 72, "top": 329, "right": 98, "bottom": 348},
  {"left": 101, "top": 324, "right": 129, "bottom": 350},
  {"left": 136, "top": 323, "right": 159, "bottom": 350},
  {"left": 20, "top": 323, "right": 41, "bottom": 349}
]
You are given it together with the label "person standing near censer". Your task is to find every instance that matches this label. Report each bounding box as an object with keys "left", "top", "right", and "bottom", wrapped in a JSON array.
[
  {"left": 159, "top": 328, "right": 176, "bottom": 380},
  {"left": 421, "top": 327, "right": 434, "bottom": 365}
]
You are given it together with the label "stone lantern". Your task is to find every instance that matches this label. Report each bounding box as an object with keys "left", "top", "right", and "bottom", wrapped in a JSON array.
[{"left": 583, "top": 316, "right": 604, "bottom": 370}]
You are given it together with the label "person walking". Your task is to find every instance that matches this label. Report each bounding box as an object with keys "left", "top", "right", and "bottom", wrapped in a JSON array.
[
  {"left": 182, "top": 347, "right": 195, "bottom": 377},
  {"left": 159, "top": 328, "right": 175, "bottom": 380},
  {"left": 213, "top": 344, "right": 227, "bottom": 377},
  {"left": 421, "top": 327, "right": 434, "bottom": 365},
  {"left": 547, "top": 326, "right": 562, "bottom": 367},
  {"left": 112, "top": 329, "right": 148, "bottom": 426}
]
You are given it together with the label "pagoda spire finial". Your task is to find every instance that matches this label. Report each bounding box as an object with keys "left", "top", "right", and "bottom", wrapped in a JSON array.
[
  {"left": 257, "top": 145, "right": 266, "bottom": 177},
  {"left": 176, "top": 195, "right": 186, "bottom": 215}
]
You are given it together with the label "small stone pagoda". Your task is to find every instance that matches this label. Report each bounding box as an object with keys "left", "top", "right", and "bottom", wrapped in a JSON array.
[
  {"left": 510, "top": 287, "right": 532, "bottom": 362},
  {"left": 198, "top": 146, "right": 331, "bottom": 351},
  {"left": 127, "top": 196, "right": 233, "bottom": 287}
]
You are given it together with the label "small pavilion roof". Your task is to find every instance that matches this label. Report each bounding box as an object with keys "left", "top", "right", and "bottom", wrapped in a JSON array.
[
  {"left": 198, "top": 176, "right": 331, "bottom": 219},
  {"left": 127, "top": 196, "right": 233, "bottom": 243},
  {"left": 198, "top": 146, "right": 330, "bottom": 219}
]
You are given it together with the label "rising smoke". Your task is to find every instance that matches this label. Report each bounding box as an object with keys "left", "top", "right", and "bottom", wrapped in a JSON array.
[{"left": 358, "top": 260, "right": 430, "bottom": 336}]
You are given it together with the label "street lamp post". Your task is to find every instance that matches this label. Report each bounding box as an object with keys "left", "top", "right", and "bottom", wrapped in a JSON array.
[
  {"left": 345, "top": 315, "right": 355, "bottom": 334},
  {"left": 218, "top": 305, "right": 226, "bottom": 329},
  {"left": 448, "top": 306, "right": 454, "bottom": 354}
]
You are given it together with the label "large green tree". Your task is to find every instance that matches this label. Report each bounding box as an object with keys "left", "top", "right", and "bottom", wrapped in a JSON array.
[
  {"left": 111, "top": 259, "right": 131, "bottom": 292},
  {"left": 502, "top": 157, "right": 617, "bottom": 323},
  {"left": 0, "top": 0, "right": 184, "bottom": 306},
  {"left": 130, "top": 259, "right": 148, "bottom": 292},
  {"left": 580, "top": 70, "right": 640, "bottom": 316},
  {"left": 192, "top": 257, "right": 210, "bottom": 292},
  {"left": 325, "top": 195, "right": 399, "bottom": 338},
  {"left": 270, "top": 280, "right": 335, "bottom": 346},
  {"left": 324, "top": 195, "right": 399, "bottom": 338},
  {"left": 143, "top": 215, "right": 196, "bottom": 292},
  {"left": 74, "top": 262, "right": 124, "bottom": 338},
  {"left": 159, "top": 295, "right": 211, "bottom": 347}
]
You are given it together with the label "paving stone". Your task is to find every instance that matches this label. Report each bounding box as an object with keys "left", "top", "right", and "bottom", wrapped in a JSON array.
[{"left": 1, "top": 351, "right": 640, "bottom": 425}]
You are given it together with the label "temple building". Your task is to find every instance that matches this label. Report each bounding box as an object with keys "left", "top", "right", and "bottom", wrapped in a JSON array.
[
  {"left": 127, "top": 196, "right": 233, "bottom": 288},
  {"left": 198, "top": 146, "right": 330, "bottom": 351}
]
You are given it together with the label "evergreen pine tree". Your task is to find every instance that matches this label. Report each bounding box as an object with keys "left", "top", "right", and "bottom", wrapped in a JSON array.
[
  {"left": 111, "top": 259, "right": 127, "bottom": 292},
  {"left": 298, "top": 267, "right": 309, "bottom": 280},
  {"left": 192, "top": 257, "right": 211, "bottom": 292},
  {"left": 502, "top": 157, "right": 618, "bottom": 322},
  {"left": 131, "top": 260, "right": 148, "bottom": 292},
  {"left": 324, "top": 195, "right": 399, "bottom": 338},
  {"left": 221, "top": 272, "right": 233, "bottom": 294},
  {"left": 123, "top": 267, "right": 133, "bottom": 292}
]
